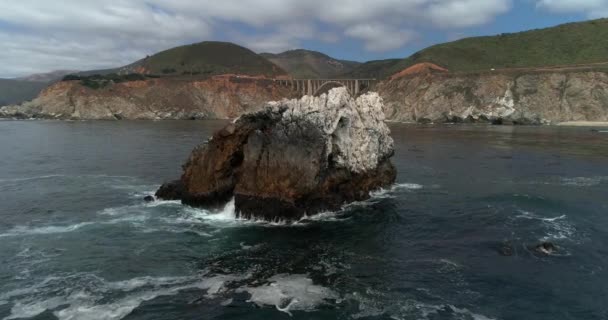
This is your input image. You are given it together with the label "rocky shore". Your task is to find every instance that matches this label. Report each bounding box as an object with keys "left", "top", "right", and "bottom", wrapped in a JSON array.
[
  {"left": 156, "top": 88, "right": 396, "bottom": 221},
  {"left": 378, "top": 70, "right": 608, "bottom": 125}
]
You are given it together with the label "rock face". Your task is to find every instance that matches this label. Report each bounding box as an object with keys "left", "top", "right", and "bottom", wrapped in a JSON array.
[
  {"left": 0, "top": 76, "right": 295, "bottom": 120},
  {"left": 379, "top": 70, "right": 608, "bottom": 124},
  {"left": 156, "top": 87, "right": 396, "bottom": 221}
]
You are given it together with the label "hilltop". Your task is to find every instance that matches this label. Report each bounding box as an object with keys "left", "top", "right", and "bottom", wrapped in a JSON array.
[
  {"left": 261, "top": 49, "right": 360, "bottom": 79},
  {"left": 128, "top": 41, "right": 286, "bottom": 77}
]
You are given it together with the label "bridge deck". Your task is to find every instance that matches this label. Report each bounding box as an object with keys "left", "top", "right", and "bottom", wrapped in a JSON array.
[{"left": 272, "top": 78, "right": 378, "bottom": 96}]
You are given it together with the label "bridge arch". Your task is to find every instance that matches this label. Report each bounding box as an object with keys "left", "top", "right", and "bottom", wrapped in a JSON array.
[
  {"left": 272, "top": 78, "right": 376, "bottom": 97},
  {"left": 313, "top": 81, "right": 350, "bottom": 96}
]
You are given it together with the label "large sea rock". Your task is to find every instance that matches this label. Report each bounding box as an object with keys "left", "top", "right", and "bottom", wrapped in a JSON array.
[{"left": 156, "top": 87, "right": 396, "bottom": 221}]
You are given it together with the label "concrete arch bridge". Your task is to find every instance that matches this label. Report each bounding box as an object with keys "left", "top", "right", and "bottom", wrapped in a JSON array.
[{"left": 273, "top": 79, "right": 377, "bottom": 96}]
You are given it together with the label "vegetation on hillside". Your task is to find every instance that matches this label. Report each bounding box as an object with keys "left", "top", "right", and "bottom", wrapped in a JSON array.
[
  {"left": 404, "top": 18, "right": 608, "bottom": 71},
  {"left": 62, "top": 73, "right": 157, "bottom": 89},
  {"left": 349, "top": 18, "right": 608, "bottom": 79},
  {"left": 135, "top": 41, "right": 286, "bottom": 77},
  {"left": 261, "top": 49, "right": 360, "bottom": 79}
]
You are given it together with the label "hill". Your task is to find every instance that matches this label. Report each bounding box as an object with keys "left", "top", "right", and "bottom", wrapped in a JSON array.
[
  {"left": 127, "top": 41, "right": 286, "bottom": 77},
  {"left": 261, "top": 49, "right": 360, "bottom": 79},
  {"left": 349, "top": 18, "right": 608, "bottom": 79}
]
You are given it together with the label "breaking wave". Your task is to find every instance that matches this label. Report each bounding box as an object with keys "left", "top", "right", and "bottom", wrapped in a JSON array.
[
  {"left": 236, "top": 274, "right": 338, "bottom": 316},
  {"left": 514, "top": 210, "right": 578, "bottom": 242},
  {"left": 1, "top": 273, "right": 245, "bottom": 320}
]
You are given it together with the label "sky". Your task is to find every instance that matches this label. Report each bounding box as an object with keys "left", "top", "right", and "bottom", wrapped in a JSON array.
[{"left": 0, "top": 0, "right": 606, "bottom": 78}]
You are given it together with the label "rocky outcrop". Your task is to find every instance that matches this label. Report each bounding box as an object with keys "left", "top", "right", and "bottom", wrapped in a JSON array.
[
  {"left": 156, "top": 87, "right": 396, "bottom": 221},
  {"left": 0, "top": 76, "right": 296, "bottom": 120},
  {"left": 379, "top": 70, "right": 608, "bottom": 124}
]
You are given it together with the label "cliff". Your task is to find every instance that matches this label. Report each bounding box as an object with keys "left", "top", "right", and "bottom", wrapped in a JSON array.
[
  {"left": 0, "top": 76, "right": 296, "bottom": 120},
  {"left": 378, "top": 70, "right": 608, "bottom": 124},
  {"left": 3, "top": 69, "right": 608, "bottom": 125}
]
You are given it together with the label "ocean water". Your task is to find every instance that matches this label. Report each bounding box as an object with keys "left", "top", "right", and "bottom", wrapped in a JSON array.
[{"left": 0, "top": 120, "right": 607, "bottom": 320}]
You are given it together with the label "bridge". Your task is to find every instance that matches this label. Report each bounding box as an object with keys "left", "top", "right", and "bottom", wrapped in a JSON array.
[{"left": 273, "top": 79, "right": 377, "bottom": 96}]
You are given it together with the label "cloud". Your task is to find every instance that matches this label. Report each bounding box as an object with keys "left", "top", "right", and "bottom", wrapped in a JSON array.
[
  {"left": 0, "top": 0, "right": 512, "bottom": 77},
  {"left": 536, "top": 0, "right": 608, "bottom": 17},
  {"left": 346, "top": 24, "right": 417, "bottom": 51},
  {"left": 427, "top": 0, "right": 512, "bottom": 28}
]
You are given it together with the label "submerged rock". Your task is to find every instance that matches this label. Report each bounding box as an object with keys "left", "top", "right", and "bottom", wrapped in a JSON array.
[
  {"left": 156, "top": 87, "right": 396, "bottom": 221},
  {"left": 533, "top": 242, "right": 557, "bottom": 255},
  {"left": 499, "top": 242, "right": 515, "bottom": 256},
  {"left": 143, "top": 195, "right": 155, "bottom": 202}
]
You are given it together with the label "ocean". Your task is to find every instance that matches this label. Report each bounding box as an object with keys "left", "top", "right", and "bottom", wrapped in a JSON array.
[{"left": 0, "top": 120, "right": 607, "bottom": 320}]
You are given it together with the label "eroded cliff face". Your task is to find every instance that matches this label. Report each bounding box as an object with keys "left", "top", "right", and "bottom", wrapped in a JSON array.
[
  {"left": 3, "top": 70, "right": 608, "bottom": 124},
  {"left": 378, "top": 71, "right": 608, "bottom": 124},
  {"left": 0, "top": 77, "right": 296, "bottom": 120}
]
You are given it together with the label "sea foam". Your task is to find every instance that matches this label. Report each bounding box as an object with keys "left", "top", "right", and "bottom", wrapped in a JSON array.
[
  {"left": 237, "top": 274, "right": 337, "bottom": 316},
  {"left": 2, "top": 273, "right": 245, "bottom": 320}
]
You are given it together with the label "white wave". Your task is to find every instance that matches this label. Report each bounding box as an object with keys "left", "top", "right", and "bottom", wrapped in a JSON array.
[
  {"left": 370, "top": 182, "right": 423, "bottom": 198},
  {"left": 175, "top": 199, "right": 304, "bottom": 228},
  {"left": 515, "top": 210, "right": 576, "bottom": 242},
  {"left": 0, "top": 211, "right": 155, "bottom": 238},
  {"left": 515, "top": 210, "right": 566, "bottom": 222},
  {"left": 2, "top": 273, "right": 245, "bottom": 320},
  {"left": 0, "top": 174, "right": 67, "bottom": 183},
  {"left": 140, "top": 226, "right": 213, "bottom": 238},
  {"left": 530, "top": 176, "right": 608, "bottom": 187},
  {"left": 0, "top": 174, "right": 138, "bottom": 184},
  {"left": 448, "top": 305, "right": 497, "bottom": 320},
  {"left": 0, "top": 222, "right": 95, "bottom": 238},
  {"left": 412, "top": 303, "right": 497, "bottom": 320},
  {"left": 560, "top": 176, "right": 608, "bottom": 187},
  {"left": 299, "top": 211, "right": 345, "bottom": 222},
  {"left": 237, "top": 274, "right": 338, "bottom": 316},
  {"left": 99, "top": 200, "right": 181, "bottom": 216},
  {"left": 394, "top": 183, "right": 424, "bottom": 190}
]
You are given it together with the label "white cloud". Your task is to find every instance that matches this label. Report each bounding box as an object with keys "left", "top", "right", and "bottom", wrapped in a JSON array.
[
  {"left": 0, "top": 0, "right": 512, "bottom": 77},
  {"left": 346, "top": 24, "right": 417, "bottom": 51},
  {"left": 536, "top": 0, "right": 608, "bottom": 17},
  {"left": 427, "top": 0, "right": 512, "bottom": 28}
]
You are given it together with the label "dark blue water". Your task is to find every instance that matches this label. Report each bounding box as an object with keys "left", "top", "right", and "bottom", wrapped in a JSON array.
[{"left": 0, "top": 120, "right": 607, "bottom": 320}]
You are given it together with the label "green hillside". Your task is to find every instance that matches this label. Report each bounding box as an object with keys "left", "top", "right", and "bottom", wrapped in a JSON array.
[
  {"left": 0, "top": 79, "right": 47, "bottom": 106},
  {"left": 402, "top": 18, "right": 608, "bottom": 72},
  {"left": 349, "top": 18, "right": 608, "bottom": 79},
  {"left": 261, "top": 50, "right": 360, "bottom": 79},
  {"left": 133, "top": 41, "right": 286, "bottom": 77}
]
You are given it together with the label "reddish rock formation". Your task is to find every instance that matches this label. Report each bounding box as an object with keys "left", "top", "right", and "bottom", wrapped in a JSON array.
[{"left": 389, "top": 63, "right": 448, "bottom": 81}]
